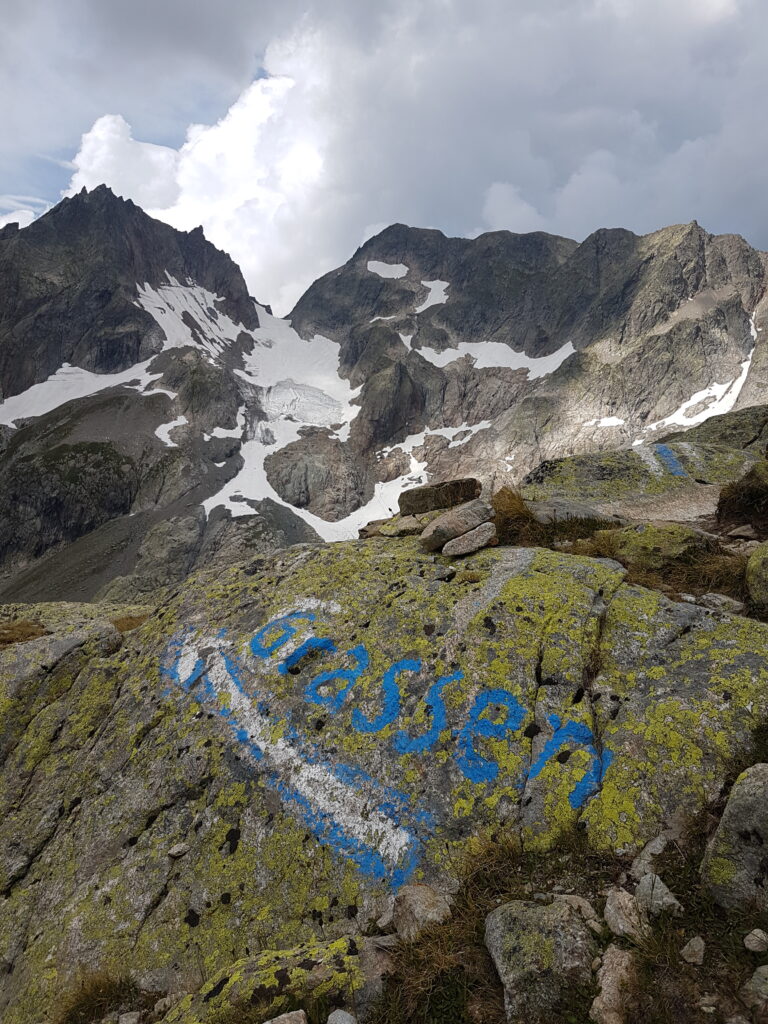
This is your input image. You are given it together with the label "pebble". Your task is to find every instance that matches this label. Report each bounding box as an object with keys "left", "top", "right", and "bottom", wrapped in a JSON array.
[
  {"left": 680, "top": 935, "right": 705, "bottom": 965},
  {"left": 744, "top": 927, "right": 768, "bottom": 952},
  {"left": 168, "top": 842, "right": 190, "bottom": 859}
]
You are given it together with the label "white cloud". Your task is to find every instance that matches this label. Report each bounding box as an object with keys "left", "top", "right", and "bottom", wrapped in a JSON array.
[{"left": 37, "top": 0, "right": 768, "bottom": 313}]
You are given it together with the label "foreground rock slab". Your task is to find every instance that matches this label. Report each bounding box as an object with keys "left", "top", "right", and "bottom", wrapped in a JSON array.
[
  {"left": 442, "top": 520, "right": 497, "bottom": 557},
  {"left": 485, "top": 899, "right": 597, "bottom": 1022},
  {"left": 4, "top": 541, "right": 768, "bottom": 1022}
]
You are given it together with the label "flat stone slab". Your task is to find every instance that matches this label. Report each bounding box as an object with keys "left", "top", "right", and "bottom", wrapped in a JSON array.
[
  {"left": 399, "top": 478, "right": 481, "bottom": 516},
  {"left": 442, "top": 520, "right": 497, "bottom": 557},
  {"left": 419, "top": 498, "right": 493, "bottom": 552}
]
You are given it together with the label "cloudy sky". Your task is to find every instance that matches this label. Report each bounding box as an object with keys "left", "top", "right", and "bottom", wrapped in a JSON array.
[{"left": 1, "top": 0, "right": 765, "bottom": 312}]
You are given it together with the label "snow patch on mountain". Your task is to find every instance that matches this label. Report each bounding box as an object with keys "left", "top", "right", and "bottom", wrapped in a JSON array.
[
  {"left": 203, "top": 304, "right": 368, "bottom": 537},
  {"left": 415, "top": 279, "right": 449, "bottom": 313},
  {"left": 135, "top": 274, "right": 255, "bottom": 359},
  {"left": 367, "top": 260, "right": 408, "bottom": 279},
  {"left": 644, "top": 348, "right": 755, "bottom": 435},
  {"left": 155, "top": 414, "right": 188, "bottom": 447},
  {"left": 0, "top": 361, "right": 175, "bottom": 427},
  {"left": 418, "top": 338, "right": 576, "bottom": 378}
]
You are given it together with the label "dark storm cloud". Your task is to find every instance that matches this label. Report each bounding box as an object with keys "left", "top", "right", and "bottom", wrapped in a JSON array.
[{"left": 2, "top": 0, "right": 767, "bottom": 309}]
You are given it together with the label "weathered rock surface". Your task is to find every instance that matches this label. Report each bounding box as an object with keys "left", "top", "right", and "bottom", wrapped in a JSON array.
[
  {"left": 740, "top": 965, "right": 768, "bottom": 1011},
  {"left": 398, "top": 478, "right": 481, "bottom": 516},
  {"left": 589, "top": 944, "right": 638, "bottom": 1024},
  {"left": 744, "top": 928, "right": 768, "bottom": 953},
  {"left": 680, "top": 936, "right": 706, "bottom": 965},
  {"left": 485, "top": 899, "right": 597, "bottom": 1021},
  {"left": 419, "top": 498, "right": 493, "bottom": 551},
  {"left": 634, "top": 873, "right": 683, "bottom": 917},
  {"left": 441, "top": 520, "right": 497, "bottom": 557},
  {"left": 596, "top": 522, "right": 714, "bottom": 572},
  {"left": 701, "top": 763, "right": 768, "bottom": 913},
  {"left": 747, "top": 542, "right": 768, "bottom": 606},
  {"left": 603, "top": 889, "right": 648, "bottom": 943},
  {"left": 391, "top": 883, "right": 452, "bottom": 942},
  {"left": 4, "top": 540, "right": 768, "bottom": 1021}
]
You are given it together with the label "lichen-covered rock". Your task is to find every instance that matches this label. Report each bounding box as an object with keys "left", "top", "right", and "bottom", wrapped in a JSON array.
[
  {"left": 701, "top": 763, "right": 768, "bottom": 913},
  {"left": 593, "top": 521, "right": 713, "bottom": 572},
  {"left": 162, "top": 937, "right": 361, "bottom": 1024},
  {"left": 485, "top": 899, "right": 597, "bottom": 1022},
  {"left": 398, "top": 478, "right": 481, "bottom": 516},
  {"left": 523, "top": 443, "right": 758, "bottom": 511},
  {"left": 441, "top": 520, "right": 497, "bottom": 557},
  {"left": 419, "top": 498, "right": 493, "bottom": 551},
  {"left": 4, "top": 541, "right": 768, "bottom": 1022},
  {"left": 746, "top": 542, "right": 768, "bottom": 606}
]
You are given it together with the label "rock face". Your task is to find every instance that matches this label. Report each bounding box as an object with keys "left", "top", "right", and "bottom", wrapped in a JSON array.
[
  {"left": 0, "top": 185, "right": 258, "bottom": 401},
  {"left": 701, "top": 763, "right": 768, "bottom": 913},
  {"left": 441, "top": 520, "right": 497, "bottom": 557},
  {"left": 4, "top": 196, "right": 768, "bottom": 594},
  {"left": 391, "top": 883, "right": 452, "bottom": 941},
  {"left": 484, "top": 899, "right": 597, "bottom": 1021},
  {"left": 4, "top": 540, "right": 768, "bottom": 1021}
]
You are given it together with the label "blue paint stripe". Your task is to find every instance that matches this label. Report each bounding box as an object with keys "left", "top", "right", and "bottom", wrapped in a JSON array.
[{"left": 654, "top": 444, "right": 688, "bottom": 478}]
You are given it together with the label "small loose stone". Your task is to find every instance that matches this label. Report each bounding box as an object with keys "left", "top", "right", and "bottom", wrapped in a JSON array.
[
  {"left": 168, "top": 842, "right": 190, "bottom": 858},
  {"left": 744, "top": 928, "right": 768, "bottom": 952},
  {"left": 680, "top": 936, "right": 705, "bottom": 965}
]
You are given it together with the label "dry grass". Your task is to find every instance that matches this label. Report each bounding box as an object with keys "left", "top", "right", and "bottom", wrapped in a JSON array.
[
  {"left": 491, "top": 487, "right": 614, "bottom": 548},
  {"left": 572, "top": 534, "right": 752, "bottom": 605},
  {"left": 368, "top": 830, "right": 617, "bottom": 1024},
  {"left": 0, "top": 619, "right": 49, "bottom": 649},
  {"left": 55, "top": 970, "right": 142, "bottom": 1024},
  {"left": 110, "top": 614, "right": 150, "bottom": 633},
  {"left": 717, "top": 461, "right": 768, "bottom": 536}
]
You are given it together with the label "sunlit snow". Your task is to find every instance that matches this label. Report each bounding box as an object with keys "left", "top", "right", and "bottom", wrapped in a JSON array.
[
  {"left": 414, "top": 279, "right": 449, "bottom": 313},
  {"left": 584, "top": 416, "right": 625, "bottom": 427},
  {"left": 418, "top": 339, "right": 576, "bottom": 379},
  {"left": 367, "top": 260, "right": 409, "bottom": 279},
  {"left": 155, "top": 414, "right": 188, "bottom": 447},
  {"left": 134, "top": 274, "right": 255, "bottom": 359},
  {"left": 0, "top": 361, "right": 174, "bottom": 427},
  {"left": 644, "top": 347, "right": 754, "bottom": 434}
]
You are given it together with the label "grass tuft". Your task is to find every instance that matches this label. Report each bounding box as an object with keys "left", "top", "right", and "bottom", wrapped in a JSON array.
[
  {"left": 717, "top": 461, "right": 768, "bottom": 536},
  {"left": 110, "top": 614, "right": 150, "bottom": 633},
  {"left": 0, "top": 619, "right": 49, "bottom": 649},
  {"left": 55, "top": 970, "right": 141, "bottom": 1024},
  {"left": 491, "top": 487, "right": 615, "bottom": 548}
]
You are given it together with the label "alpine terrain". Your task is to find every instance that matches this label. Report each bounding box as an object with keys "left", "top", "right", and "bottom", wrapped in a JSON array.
[{"left": 4, "top": 186, "right": 768, "bottom": 1024}]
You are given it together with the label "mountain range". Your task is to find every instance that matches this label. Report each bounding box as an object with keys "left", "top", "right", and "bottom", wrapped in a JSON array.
[{"left": 1, "top": 184, "right": 766, "bottom": 601}]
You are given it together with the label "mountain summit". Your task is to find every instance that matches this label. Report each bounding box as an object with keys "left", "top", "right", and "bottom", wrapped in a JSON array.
[{"left": 0, "top": 188, "right": 767, "bottom": 600}]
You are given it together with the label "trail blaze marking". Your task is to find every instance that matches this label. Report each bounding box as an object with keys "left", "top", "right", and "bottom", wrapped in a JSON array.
[{"left": 162, "top": 609, "right": 613, "bottom": 885}]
